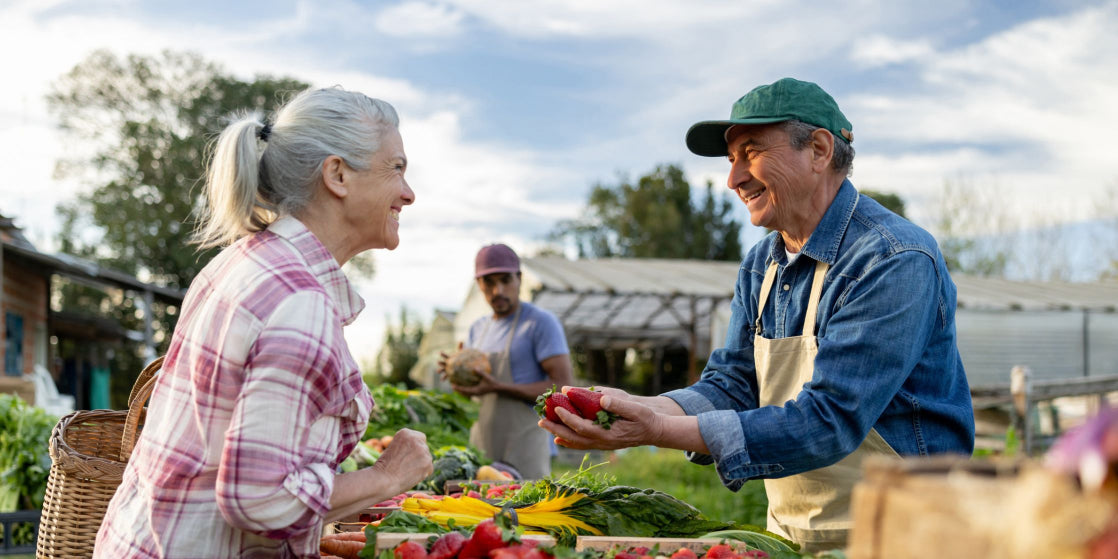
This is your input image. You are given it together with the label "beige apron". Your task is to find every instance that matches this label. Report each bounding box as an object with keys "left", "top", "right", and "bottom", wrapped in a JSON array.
[
  {"left": 468, "top": 306, "right": 551, "bottom": 479},
  {"left": 754, "top": 259, "right": 900, "bottom": 552}
]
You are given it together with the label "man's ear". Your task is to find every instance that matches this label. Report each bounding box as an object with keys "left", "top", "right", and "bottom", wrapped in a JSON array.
[
  {"left": 810, "top": 128, "right": 835, "bottom": 174},
  {"left": 321, "top": 155, "right": 348, "bottom": 199}
]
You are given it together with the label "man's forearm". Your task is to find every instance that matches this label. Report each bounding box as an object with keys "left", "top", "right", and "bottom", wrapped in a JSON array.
[
  {"left": 494, "top": 379, "right": 554, "bottom": 403},
  {"left": 633, "top": 394, "right": 687, "bottom": 416}
]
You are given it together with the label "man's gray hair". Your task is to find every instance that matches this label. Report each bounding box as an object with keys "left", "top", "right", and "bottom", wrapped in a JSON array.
[{"left": 782, "top": 119, "right": 854, "bottom": 177}]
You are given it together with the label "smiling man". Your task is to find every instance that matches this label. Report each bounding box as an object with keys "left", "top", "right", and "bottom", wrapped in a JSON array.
[
  {"left": 539, "top": 78, "right": 975, "bottom": 552},
  {"left": 442, "top": 243, "right": 573, "bottom": 479}
]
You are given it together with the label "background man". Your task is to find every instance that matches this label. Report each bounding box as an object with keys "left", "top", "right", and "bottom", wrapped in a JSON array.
[
  {"left": 444, "top": 243, "right": 573, "bottom": 479},
  {"left": 540, "top": 78, "right": 975, "bottom": 552}
]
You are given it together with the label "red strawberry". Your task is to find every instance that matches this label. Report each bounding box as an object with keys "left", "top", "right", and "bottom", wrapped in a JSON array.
[
  {"left": 395, "top": 541, "right": 429, "bottom": 559},
  {"left": 613, "top": 552, "right": 639, "bottom": 559},
  {"left": 670, "top": 549, "right": 698, "bottom": 559},
  {"left": 535, "top": 386, "right": 581, "bottom": 422},
  {"left": 428, "top": 532, "right": 468, "bottom": 559},
  {"left": 459, "top": 519, "right": 505, "bottom": 559},
  {"left": 703, "top": 544, "right": 737, "bottom": 559},
  {"left": 564, "top": 387, "right": 619, "bottom": 429}
]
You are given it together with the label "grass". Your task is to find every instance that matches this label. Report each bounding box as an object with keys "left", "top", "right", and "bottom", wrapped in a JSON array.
[{"left": 553, "top": 446, "right": 768, "bottom": 527}]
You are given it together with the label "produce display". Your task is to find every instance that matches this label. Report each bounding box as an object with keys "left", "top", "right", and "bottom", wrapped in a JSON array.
[
  {"left": 0, "top": 394, "right": 56, "bottom": 547},
  {"left": 364, "top": 384, "right": 478, "bottom": 449},
  {"left": 0, "top": 394, "right": 55, "bottom": 513},
  {"left": 319, "top": 508, "right": 844, "bottom": 559},
  {"left": 535, "top": 387, "right": 618, "bottom": 430},
  {"left": 355, "top": 384, "right": 488, "bottom": 493},
  {"left": 444, "top": 348, "right": 490, "bottom": 387}
]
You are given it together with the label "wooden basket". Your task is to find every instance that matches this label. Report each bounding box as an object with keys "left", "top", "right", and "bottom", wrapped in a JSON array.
[{"left": 35, "top": 357, "right": 163, "bottom": 559}]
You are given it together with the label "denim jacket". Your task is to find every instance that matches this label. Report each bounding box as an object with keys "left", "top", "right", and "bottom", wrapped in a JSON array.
[{"left": 664, "top": 180, "right": 975, "bottom": 491}]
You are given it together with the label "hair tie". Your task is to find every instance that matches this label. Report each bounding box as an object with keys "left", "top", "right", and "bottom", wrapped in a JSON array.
[{"left": 258, "top": 122, "right": 272, "bottom": 142}]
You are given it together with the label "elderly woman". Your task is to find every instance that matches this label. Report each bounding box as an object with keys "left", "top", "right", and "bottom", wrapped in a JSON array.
[{"left": 94, "top": 87, "right": 431, "bottom": 558}]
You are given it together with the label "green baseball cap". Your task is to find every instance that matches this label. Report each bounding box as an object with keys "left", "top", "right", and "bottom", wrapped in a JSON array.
[{"left": 685, "top": 77, "right": 853, "bottom": 157}]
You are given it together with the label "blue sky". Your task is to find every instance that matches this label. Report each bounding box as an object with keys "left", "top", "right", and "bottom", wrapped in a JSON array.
[{"left": 1, "top": 0, "right": 1116, "bottom": 362}]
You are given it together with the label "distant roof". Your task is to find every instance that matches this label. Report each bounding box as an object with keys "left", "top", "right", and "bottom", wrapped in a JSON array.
[
  {"left": 0, "top": 213, "right": 36, "bottom": 251},
  {"left": 2, "top": 237, "right": 186, "bottom": 305},
  {"left": 522, "top": 257, "right": 740, "bottom": 350},
  {"left": 519, "top": 256, "right": 1118, "bottom": 351},
  {"left": 954, "top": 275, "right": 1118, "bottom": 312}
]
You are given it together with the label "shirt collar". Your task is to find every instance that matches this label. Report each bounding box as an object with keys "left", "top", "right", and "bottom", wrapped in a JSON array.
[
  {"left": 770, "top": 179, "right": 858, "bottom": 266},
  {"left": 267, "top": 216, "right": 366, "bottom": 326}
]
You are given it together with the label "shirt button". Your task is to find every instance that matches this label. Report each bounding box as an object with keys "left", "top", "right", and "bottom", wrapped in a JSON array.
[{"left": 782, "top": 284, "right": 790, "bottom": 291}]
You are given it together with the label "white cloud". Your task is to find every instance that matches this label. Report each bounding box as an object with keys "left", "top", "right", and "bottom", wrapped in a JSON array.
[
  {"left": 375, "top": 1, "right": 466, "bottom": 38},
  {"left": 4, "top": 0, "right": 1116, "bottom": 364},
  {"left": 844, "top": 2, "right": 1118, "bottom": 226},
  {"left": 851, "top": 35, "right": 935, "bottom": 68}
]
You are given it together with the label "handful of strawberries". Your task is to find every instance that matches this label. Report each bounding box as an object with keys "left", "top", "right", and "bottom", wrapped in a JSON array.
[{"left": 534, "top": 386, "right": 619, "bottom": 430}]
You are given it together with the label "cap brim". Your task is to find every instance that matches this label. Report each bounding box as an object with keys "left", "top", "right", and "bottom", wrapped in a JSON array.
[
  {"left": 685, "top": 117, "right": 793, "bottom": 157},
  {"left": 475, "top": 266, "right": 519, "bottom": 278}
]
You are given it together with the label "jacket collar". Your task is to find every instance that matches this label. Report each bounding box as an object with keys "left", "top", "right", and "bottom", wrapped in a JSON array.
[{"left": 769, "top": 179, "right": 858, "bottom": 266}]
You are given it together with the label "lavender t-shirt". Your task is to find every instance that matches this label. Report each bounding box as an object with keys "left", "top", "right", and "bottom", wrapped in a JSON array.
[{"left": 467, "top": 301, "right": 568, "bottom": 385}]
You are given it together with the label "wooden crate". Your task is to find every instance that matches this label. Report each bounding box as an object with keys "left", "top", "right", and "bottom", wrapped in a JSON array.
[
  {"left": 575, "top": 536, "right": 752, "bottom": 554},
  {"left": 371, "top": 533, "right": 555, "bottom": 552},
  {"left": 847, "top": 455, "right": 1113, "bottom": 559}
]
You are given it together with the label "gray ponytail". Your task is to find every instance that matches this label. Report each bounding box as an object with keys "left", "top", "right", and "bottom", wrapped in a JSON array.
[{"left": 193, "top": 86, "right": 400, "bottom": 248}]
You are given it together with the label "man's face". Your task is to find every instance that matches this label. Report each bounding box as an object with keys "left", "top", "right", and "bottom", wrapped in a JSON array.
[
  {"left": 724, "top": 124, "right": 816, "bottom": 232},
  {"left": 478, "top": 272, "right": 520, "bottom": 317}
]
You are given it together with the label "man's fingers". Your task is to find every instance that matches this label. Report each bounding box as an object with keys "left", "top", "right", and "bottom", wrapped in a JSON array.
[{"left": 599, "top": 395, "right": 643, "bottom": 419}]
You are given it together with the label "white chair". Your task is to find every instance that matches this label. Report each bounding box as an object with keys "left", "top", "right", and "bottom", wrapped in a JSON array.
[{"left": 30, "top": 365, "right": 75, "bottom": 417}]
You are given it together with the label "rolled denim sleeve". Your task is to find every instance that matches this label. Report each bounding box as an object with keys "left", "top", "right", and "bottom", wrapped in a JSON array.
[{"left": 662, "top": 263, "right": 780, "bottom": 488}]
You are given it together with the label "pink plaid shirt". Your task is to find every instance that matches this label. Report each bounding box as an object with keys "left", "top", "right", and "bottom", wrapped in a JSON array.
[{"left": 95, "top": 216, "right": 374, "bottom": 558}]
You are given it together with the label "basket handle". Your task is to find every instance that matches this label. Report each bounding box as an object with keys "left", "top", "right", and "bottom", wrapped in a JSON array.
[{"left": 120, "top": 356, "right": 165, "bottom": 462}]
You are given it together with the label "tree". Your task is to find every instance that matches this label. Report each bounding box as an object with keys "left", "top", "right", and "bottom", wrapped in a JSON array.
[
  {"left": 46, "top": 50, "right": 309, "bottom": 404},
  {"left": 49, "top": 49, "right": 310, "bottom": 289},
  {"left": 860, "top": 189, "right": 907, "bottom": 218},
  {"left": 931, "top": 178, "right": 1014, "bottom": 277},
  {"left": 549, "top": 164, "right": 742, "bottom": 261},
  {"left": 371, "top": 307, "right": 426, "bottom": 387}
]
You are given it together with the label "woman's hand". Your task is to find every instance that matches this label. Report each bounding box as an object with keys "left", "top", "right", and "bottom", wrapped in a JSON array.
[
  {"left": 371, "top": 428, "right": 433, "bottom": 492},
  {"left": 538, "top": 391, "right": 665, "bottom": 450}
]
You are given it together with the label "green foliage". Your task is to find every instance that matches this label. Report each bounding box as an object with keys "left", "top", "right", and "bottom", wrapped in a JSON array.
[
  {"left": 858, "top": 189, "right": 906, "bottom": 218},
  {"left": 554, "top": 448, "right": 768, "bottom": 528},
  {"left": 371, "top": 306, "right": 426, "bottom": 387},
  {"left": 551, "top": 164, "right": 742, "bottom": 262},
  {"left": 0, "top": 395, "right": 57, "bottom": 514},
  {"left": 932, "top": 179, "right": 1012, "bottom": 277},
  {"left": 49, "top": 49, "right": 309, "bottom": 289},
  {"left": 363, "top": 384, "right": 477, "bottom": 449}
]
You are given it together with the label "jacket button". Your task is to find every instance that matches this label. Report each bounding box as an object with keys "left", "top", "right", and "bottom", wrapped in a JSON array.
[{"left": 782, "top": 284, "right": 790, "bottom": 291}]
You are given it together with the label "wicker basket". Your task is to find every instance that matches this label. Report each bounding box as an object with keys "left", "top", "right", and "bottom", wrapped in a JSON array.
[{"left": 35, "top": 357, "right": 163, "bottom": 558}]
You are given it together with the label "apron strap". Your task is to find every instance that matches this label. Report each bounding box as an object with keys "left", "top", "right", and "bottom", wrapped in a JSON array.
[
  {"left": 802, "top": 260, "right": 829, "bottom": 336},
  {"left": 755, "top": 261, "right": 779, "bottom": 333}
]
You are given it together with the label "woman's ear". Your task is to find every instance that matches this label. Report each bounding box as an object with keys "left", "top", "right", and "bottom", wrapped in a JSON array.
[
  {"left": 810, "top": 128, "right": 835, "bottom": 174},
  {"left": 321, "top": 155, "right": 348, "bottom": 198}
]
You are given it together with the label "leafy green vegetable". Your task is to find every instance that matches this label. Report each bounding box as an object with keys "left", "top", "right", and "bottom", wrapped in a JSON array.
[
  {"left": 359, "top": 510, "right": 452, "bottom": 559},
  {"left": 702, "top": 528, "right": 798, "bottom": 554},
  {"left": 0, "top": 394, "right": 56, "bottom": 513},
  {"left": 364, "top": 384, "right": 477, "bottom": 448},
  {"left": 419, "top": 446, "right": 484, "bottom": 493}
]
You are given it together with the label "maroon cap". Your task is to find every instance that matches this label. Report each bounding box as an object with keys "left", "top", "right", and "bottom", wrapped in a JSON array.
[{"left": 475, "top": 243, "right": 520, "bottom": 278}]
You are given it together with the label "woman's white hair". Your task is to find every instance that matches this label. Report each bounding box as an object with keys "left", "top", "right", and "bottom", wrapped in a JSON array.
[{"left": 193, "top": 86, "right": 399, "bottom": 248}]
